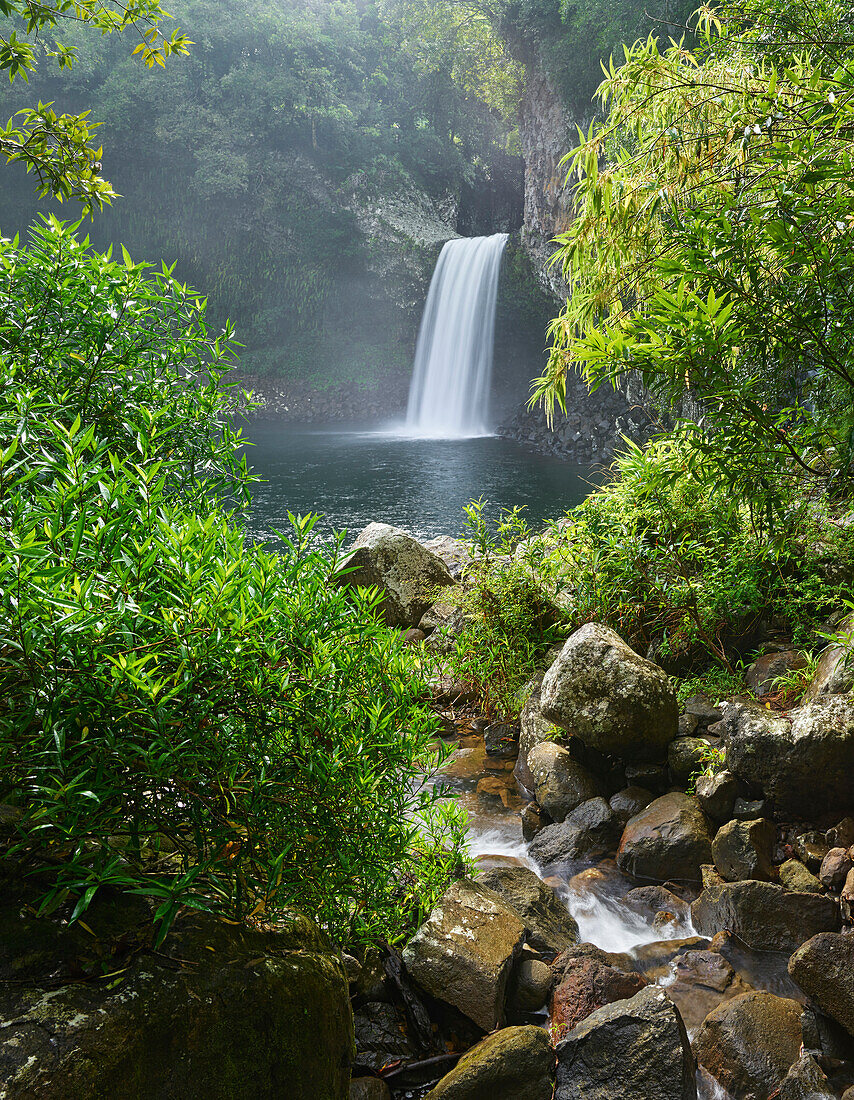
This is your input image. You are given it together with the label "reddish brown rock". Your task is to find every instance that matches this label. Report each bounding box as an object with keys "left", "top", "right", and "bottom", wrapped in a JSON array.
[{"left": 549, "top": 946, "right": 647, "bottom": 1042}]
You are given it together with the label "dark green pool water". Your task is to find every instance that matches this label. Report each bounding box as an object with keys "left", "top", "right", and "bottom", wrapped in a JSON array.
[{"left": 240, "top": 421, "right": 593, "bottom": 544}]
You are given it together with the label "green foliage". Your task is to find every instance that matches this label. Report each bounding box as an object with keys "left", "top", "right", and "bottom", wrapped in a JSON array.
[
  {"left": 688, "top": 743, "right": 727, "bottom": 791},
  {"left": 535, "top": 0, "right": 854, "bottom": 521},
  {"left": 0, "top": 0, "right": 190, "bottom": 207},
  {"left": 434, "top": 501, "right": 566, "bottom": 717},
  {"left": 0, "top": 219, "right": 466, "bottom": 947},
  {"left": 518, "top": 435, "right": 854, "bottom": 666},
  {"left": 676, "top": 666, "right": 749, "bottom": 706}
]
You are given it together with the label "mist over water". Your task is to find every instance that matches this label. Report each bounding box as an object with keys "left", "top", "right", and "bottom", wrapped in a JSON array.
[{"left": 406, "top": 233, "right": 508, "bottom": 438}]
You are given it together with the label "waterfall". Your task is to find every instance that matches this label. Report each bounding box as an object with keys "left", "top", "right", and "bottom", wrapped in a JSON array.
[{"left": 406, "top": 233, "right": 508, "bottom": 438}]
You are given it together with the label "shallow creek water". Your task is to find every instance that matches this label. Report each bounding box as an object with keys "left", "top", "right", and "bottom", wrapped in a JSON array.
[{"left": 413, "top": 723, "right": 806, "bottom": 1100}]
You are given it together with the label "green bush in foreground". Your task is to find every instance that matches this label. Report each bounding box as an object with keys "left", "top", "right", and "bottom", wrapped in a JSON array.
[{"left": 0, "top": 219, "right": 466, "bottom": 947}]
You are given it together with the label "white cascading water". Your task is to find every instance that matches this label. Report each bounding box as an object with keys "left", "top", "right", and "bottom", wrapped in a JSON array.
[{"left": 406, "top": 232, "right": 508, "bottom": 438}]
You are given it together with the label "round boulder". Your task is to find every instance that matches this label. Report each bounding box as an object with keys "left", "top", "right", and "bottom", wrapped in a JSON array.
[
  {"left": 426, "top": 1025, "right": 554, "bottom": 1100},
  {"left": 692, "top": 991, "right": 804, "bottom": 1100},
  {"left": 527, "top": 742, "right": 600, "bottom": 822},
  {"left": 616, "top": 793, "right": 715, "bottom": 883},
  {"left": 788, "top": 932, "right": 854, "bottom": 1037},
  {"left": 540, "top": 623, "right": 678, "bottom": 763},
  {"left": 711, "top": 818, "right": 775, "bottom": 882}
]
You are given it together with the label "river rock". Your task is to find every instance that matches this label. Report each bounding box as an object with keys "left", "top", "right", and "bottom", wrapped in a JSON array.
[
  {"left": 711, "top": 818, "right": 775, "bottom": 882},
  {"left": 842, "top": 867, "right": 854, "bottom": 922},
  {"left": 354, "top": 1001, "right": 418, "bottom": 1072},
  {"left": 623, "top": 885, "right": 691, "bottom": 924},
  {"left": 515, "top": 682, "right": 555, "bottom": 794},
  {"left": 351, "top": 1080, "right": 391, "bottom": 1100},
  {"left": 663, "top": 949, "right": 752, "bottom": 1036},
  {"left": 723, "top": 697, "right": 854, "bottom": 816},
  {"left": 692, "top": 991, "right": 804, "bottom": 1100},
  {"left": 484, "top": 721, "right": 519, "bottom": 758},
  {"left": 526, "top": 742, "right": 600, "bottom": 822},
  {"left": 540, "top": 623, "right": 678, "bottom": 763},
  {"left": 616, "top": 793, "right": 715, "bottom": 883},
  {"left": 691, "top": 880, "right": 840, "bottom": 951},
  {"left": 794, "top": 831, "right": 831, "bottom": 871},
  {"left": 549, "top": 945, "right": 647, "bottom": 1042},
  {"left": 339, "top": 522, "right": 455, "bottom": 627},
  {"left": 788, "top": 932, "right": 854, "bottom": 1037},
  {"left": 818, "top": 846, "right": 854, "bottom": 891},
  {"left": 520, "top": 801, "right": 548, "bottom": 841},
  {"left": 777, "top": 1054, "right": 835, "bottom": 1100},
  {"left": 0, "top": 901, "right": 352, "bottom": 1100},
  {"left": 778, "top": 858, "right": 823, "bottom": 894},
  {"left": 528, "top": 797, "right": 621, "bottom": 866},
  {"left": 508, "top": 956, "right": 553, "bottom": 1012},
  {"left": 806, "top": 612, "right": 854, "bottom": 702},
  {"left": 746, "top": 650, "right": 809, "bottom": 696},
  {"left": 827, "top": 816, "right": 854, "bottom": 848},
  {"left": 695, "top": 770, "right": 740, "bottom": 824},
  {"left": 425, "top": 1025, "right": 554, "bottom": 1100},
  {"left": 554, "top": 985, "right": 696, "bottom": 1100},
  {"left": 402, "top": 879, "right": 525, "bottom": 1032},
  {"left": 420, "top": 535, "right": 472, "bottom": 581},
  {"left": 610, "top": 785, "right": 654, "bottom": 823},
  {"left": 476, "top": 865, "right": 579, "bottom": 957},
  {"left": 668, "top": 737, "right": 711, "bottom": 787}
]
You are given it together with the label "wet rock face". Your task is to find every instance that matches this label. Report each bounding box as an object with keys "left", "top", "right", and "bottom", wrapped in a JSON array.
[
  {"left": 0, "top": 904, "right": 353, "bottom": 1100},
  {"left": 548, "top": 946, "right": 647, "bottom": 1042},
  {"left": 609, "top": 785, "right": 654, "bottom": 823},
  {"left": 425, "top": 1025, "right": 555, "bottom": 1100},
  {"left": 806, "top": 612, "right": 854, "bottom": 702},
  {"left": 723, "top": 697, "right": 854, "bottom": 816},
  {"left": 777, "top": 1054, "right": 835, "bottom": 1100},
  {"left": 526, "top": 742, "right": 600, "bottom": 822},
  {"left": 694, "top": 771, "right": 740, "bottom": 824},
  {"left": 354, "top": 1002, "right": 418, "bottom": 1072},
  {"left": 554, "top": 985, "right": 697, "bottom": 1100},
  {"left": 690, "top": 880, "right": 840, "bottom": 952},
  {"left": 402, "top": 878, "right": 526, "bottom": 1033},
  {"left": 540, "top": 624, "right": 678, "bottom": 763},
  {"left": 516, "top": 681, "right": 556, "bottom": 794},
  {"left": 616, "top": 793, "right": 715, "bottom": 883},
  {"left": 692, "top": 991, "right": 805, "bottom": 1100},
  {"left": 788, "top": 932, "right": 854, "bottom": 1038},
  {"left": 475, "top": 865, "right": 579, "bottom": 958},
  {"left": 711, "top": 818, "right": 776, "bottom": 882},
  {"left": 339, "top": 522, "right": 455, "bottom": 627}
]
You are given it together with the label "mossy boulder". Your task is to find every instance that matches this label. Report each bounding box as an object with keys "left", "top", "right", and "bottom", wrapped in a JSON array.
[{"left": 0, "top": 889, "right": 353, "bottom": 1100}]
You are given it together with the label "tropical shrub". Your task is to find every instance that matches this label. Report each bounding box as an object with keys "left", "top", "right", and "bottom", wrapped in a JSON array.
[{"left": 0, "top": 219, "right": 466, "bottom": 946}]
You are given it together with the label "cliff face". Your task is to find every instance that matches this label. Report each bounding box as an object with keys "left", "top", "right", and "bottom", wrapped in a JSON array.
[{"left": 518, "top": 66, "right": 577, "bottom": 299}]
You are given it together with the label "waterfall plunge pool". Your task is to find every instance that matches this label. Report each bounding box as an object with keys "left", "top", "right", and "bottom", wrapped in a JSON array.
[{"left": 240, "top": 422, "right": 594, "bottom": 546}]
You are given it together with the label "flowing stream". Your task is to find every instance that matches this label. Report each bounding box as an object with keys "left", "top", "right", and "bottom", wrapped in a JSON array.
[{"left": 406, "top": 233, "right": 508, "bottom": 438}]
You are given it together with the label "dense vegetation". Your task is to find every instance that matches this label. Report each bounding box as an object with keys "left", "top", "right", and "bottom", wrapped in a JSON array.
[{"left": 0, "top": 219, "right": 467, "bottom": 946}]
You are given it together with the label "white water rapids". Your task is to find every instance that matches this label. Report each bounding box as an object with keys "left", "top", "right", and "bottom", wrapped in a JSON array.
[{"left": 406, "top": 233, "right": 508, "bottom": 438}]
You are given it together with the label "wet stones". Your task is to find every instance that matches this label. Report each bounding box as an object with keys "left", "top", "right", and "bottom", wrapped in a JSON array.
[
  {"left": 788, "top": 932, "right": 854, "bottom": 1038},
  {"left": 616, "top": 793, "right": 715, "bottom": 883},
  {"left": 540, "top": 623, "right": 678, "bottom": 763},
  {"left": 554, "top": 985, "right": 696, "bottom": 1100},
  {"left": 402, "top": 879, "right": 525, "bottom": 1032},
  {"left": 339, "top": 522, "right": 455, "bottom": 627},
  {"left": 711, "top": 818, "right": 775, "bottom": 883},
  {"left": 528, "top": 797, "right": 621, "bottom": 866},
  {"left": 778, "top": 858, "right": 823, "bottom": 894},
  {"left": 692, "top": 991, "right": 805, "bottom": 1100},
  {"left": 690, "top": 880, "right": 840, "bottom": 952},
  {"left": 695, "top": 771, "right": 740, "bottom": 824},
  {"left": 724, "top": 697, "right": 854, "bottom": 816},
  {"left": 548, "top": 944, "right": 647, "bottom": 1042},
  {"left": 475, "top": 865, "right": 579, "bottom": 958},
  {"left": 425, "top": 1025, "right": 555, "bottom": 1100},
  {"left": 526, "top": 743, "right": 600, "bottom": 822}
]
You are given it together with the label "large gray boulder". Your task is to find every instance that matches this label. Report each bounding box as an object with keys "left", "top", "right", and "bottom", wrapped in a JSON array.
[
  {"left": 402, "top": 879, "right": 525, "bottom": 1032},
  {"left": 788, "top": 932, "right": 854, "bottom": 1037},
  {"left": 555, "top": 985, "right": 696, "bottom": 1100},
  {"left": 476, "top": 865, "right": 579, "bottom": 957},
  {"left": 723, "top": 697, "right": 854, "bottom": 816},
  {"left": 526, "top": 742, "right": 600, "bottom": 822},
  {"left": 691, "top": 880, "right": 840, "bottom": 952},
  {"left": 540, "top": 623, "right": 678, "bottom": 762},
  {"left": 339, "top": 522, "right": 455, "bottom": 627},
  {"left": 616, "top": 793, "right": 715, "bottom": 883},
  {"left": 425, "top": 1025, "right": 554, "bottom": 1100},
  {"left": 692, "top": 991, "right": 804, "bottom": 1100},
  {"left": 0, "top": 897, "right": 353, "bottom": 1100}
]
